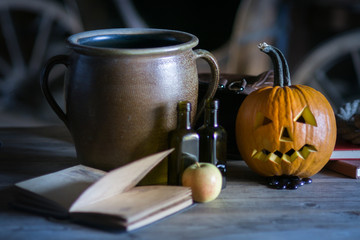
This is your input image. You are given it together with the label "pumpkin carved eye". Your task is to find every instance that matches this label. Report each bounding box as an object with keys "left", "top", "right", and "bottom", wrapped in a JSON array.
[
  {"left": 295, "top": 106, "right": 317, "bottom": 126},
  {"left": 254, "top": 112, "right": 272, "bottom": 129}
]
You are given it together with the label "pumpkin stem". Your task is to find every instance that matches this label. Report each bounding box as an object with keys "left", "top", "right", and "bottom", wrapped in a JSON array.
[
  {"left": 258, "top": 42, "right": 289, "bottom": 87},
  {"left": 273, "top": 46, "right": 291, "bottom": 86}
]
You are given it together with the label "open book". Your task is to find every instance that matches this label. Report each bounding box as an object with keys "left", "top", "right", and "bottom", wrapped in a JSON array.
[{"left": 12, "top": 149, "right": 193, "bottom": 231}]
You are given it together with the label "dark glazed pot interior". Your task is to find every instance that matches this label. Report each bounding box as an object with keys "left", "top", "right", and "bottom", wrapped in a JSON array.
[{"left": 68, "top": 28, "right": 199, "bottom": 54}]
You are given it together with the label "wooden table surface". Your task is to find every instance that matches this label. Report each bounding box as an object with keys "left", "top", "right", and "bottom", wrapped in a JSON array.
[{"left": 1, "top": 126, "right": 360, "bottom": 240}]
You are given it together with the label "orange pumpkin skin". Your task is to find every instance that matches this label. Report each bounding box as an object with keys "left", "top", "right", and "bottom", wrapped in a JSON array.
[{"left": 236, "top": 84, "right": 336, "bottom": 178}]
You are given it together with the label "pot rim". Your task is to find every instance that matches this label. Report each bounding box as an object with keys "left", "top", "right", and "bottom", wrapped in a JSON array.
[{"left": 67, "top": 28, "right": 199, "bottom": 55}]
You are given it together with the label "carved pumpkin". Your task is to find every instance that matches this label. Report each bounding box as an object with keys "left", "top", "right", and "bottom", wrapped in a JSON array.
[{"left": 235, "top": 43, "right": 336, "bottom": 178}]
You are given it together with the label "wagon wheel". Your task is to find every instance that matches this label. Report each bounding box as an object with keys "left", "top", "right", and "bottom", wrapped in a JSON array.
[
  {"left": 292, "top": 29, "right": 360, "bottom": 110},
  {"left": 0, "top": 0, "right": 82, "bottom": 118}
]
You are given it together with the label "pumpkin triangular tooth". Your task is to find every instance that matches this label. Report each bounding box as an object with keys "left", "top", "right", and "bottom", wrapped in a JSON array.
[
  {"left": 267, "top": 152, "right": 281, "bottom": 164},
  {"left": 301, "top": 145, "right": 317, "bottom": 159},
  {"left": 251, "top": 149, "right": 258, "bottom": 157},
  {"left": 281, "top": 154, "right": 292, "bottom": 163},
  {"left": 253, "top": 150, "right": 267, "bottom": 161},
  {"left": 291, "top": 151, "right": 304, "bottom": 161}
]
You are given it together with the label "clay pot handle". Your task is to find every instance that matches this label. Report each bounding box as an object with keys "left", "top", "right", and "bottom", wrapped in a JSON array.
[
  {"left": 194, "top": 49, "right": 220, "bottom": 124},
  {"left": 40, "top": 55, "right": 70, "bottom": 128}
]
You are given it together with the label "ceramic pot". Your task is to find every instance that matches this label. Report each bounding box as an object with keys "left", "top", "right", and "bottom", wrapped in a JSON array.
[{"left": 41, "top": 28, "right": 219, "bottom": 184}]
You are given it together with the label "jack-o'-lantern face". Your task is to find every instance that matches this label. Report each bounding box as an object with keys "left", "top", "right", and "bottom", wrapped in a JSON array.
[
  {"left": 236, "top": 85, "right": 337, "bottom": 178},
  {"left": 252, "top": 105, "right": 317, "bottom": 163}
]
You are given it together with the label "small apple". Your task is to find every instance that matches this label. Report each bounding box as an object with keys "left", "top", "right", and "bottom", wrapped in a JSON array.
[{"left": 181, "top": 162, "right": 222, "bottom": 203}]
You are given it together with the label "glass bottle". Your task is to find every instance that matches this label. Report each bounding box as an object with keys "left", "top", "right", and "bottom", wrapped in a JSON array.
[
  {"left": 168, "top": 101, "right": 199, "bottom": 185},
  {"left": 197, "top": 99, "right": 227, "bottom": 189}
]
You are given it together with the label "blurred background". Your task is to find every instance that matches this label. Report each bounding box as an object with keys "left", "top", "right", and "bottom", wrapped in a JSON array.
[{"left": 1, "top": 0, "right": 360, "bottom": 126}]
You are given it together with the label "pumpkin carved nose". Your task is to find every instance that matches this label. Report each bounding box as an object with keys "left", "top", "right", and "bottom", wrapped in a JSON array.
[{"left": 280, "top": 127, "right": 292, "bottom": 142}]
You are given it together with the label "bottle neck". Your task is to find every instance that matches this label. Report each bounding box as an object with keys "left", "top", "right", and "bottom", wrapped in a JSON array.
[
  {"left": 204, "top": 108, "right": 218, "bottom": 127},
  {"left": 178, "top": 110, "right": 192, "bottom": 130}
]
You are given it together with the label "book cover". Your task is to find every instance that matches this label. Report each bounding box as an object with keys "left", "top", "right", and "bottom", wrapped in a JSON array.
[
  {"left": 325, "top": 160, "right": 360, "bottom": 179},
  {"left": 330, "top": 138, "right": 360, "bottom": 160},
  {"left": 11, "top": 149, "right": 193, "bottom": 231}
]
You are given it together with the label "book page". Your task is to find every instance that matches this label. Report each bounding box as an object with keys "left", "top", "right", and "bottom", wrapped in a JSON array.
[
  {"left": 15, "top": 165, "right": 106, "bottom": 210},
  {"left": 331, "top": 138, "right": 360, "bottom": 159},
  {"left": 70, "top": 185, "right": 192, "bottom": 224},
  {"left": 70, "top": 149, "right": 173, "bottom": 211}
]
